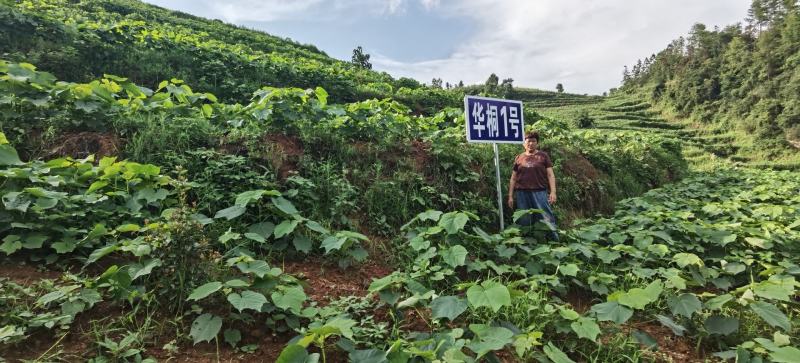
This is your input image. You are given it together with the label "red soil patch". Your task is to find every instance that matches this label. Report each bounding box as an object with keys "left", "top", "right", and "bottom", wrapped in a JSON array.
[
  {"left": 281, "top": 258, "right": 393, "bottom": 305},
  {"left": 0, "top": 260, "right": 62, "bottom": 285},
  {"left": 263, "top": 133, "right": 304, "bottom": 180},
  {"left": 409, "top": 139, "right": 432, "bottom": 174},
  {"left": 47, "top": 131, "right": 121, "bottom": 159},
  {"left": 623, "top": 321, "right": 709, "bottom": 363},
  {"left": 560, "top": 151, "right": 600, "bottom": 186}
]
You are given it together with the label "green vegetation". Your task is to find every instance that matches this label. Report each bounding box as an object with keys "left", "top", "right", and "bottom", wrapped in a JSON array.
[
  {"left": 619, "top": 0, "right": 800, "bottom": 170},
  {"left": 1, "top": 0, "right": 798, "bottom": 361}
]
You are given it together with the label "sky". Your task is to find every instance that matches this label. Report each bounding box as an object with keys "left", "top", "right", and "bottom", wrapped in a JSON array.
[{"left": 143, "top": 0, "right": 752, "bottom": 95}]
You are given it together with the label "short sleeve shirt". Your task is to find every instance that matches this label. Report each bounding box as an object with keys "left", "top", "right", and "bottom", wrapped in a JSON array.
[{"left": 512, "top": 151, "right": 553, "bottom": 190}]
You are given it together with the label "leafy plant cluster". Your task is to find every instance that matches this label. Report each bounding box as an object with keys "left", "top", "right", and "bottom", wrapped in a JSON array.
[
  {"left": 277, "top": 167, "right": 800, "bottom": 362},
  {"left": 0, "top": 0, "right": 460, "bottom": 110},
  {"left": 620, "top": 1, "right": 800, "bottom": 147}
]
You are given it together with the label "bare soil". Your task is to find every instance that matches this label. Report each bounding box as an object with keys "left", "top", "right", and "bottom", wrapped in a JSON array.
[
  {"left": 282, "top": 258, "right": 393, "bottom": 305},
  {"left": 47, "top": 131, "right": 122, "bottom": 159}
]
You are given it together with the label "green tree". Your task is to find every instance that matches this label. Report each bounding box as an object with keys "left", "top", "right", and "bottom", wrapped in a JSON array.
[
  {"left": 484, "top": 73, "right": 499, "bottom": 94},
  {"left": 351, "top": 46, "right": 372, "bottom": 69},
  {"left": 556, "top": 83, "right": 564, "bottom": 93}
]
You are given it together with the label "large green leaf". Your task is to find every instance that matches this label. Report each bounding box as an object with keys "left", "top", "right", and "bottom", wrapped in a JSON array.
[
  {"left": 0, "top": 144, "right": 23, "bottom": 166},
  {"left": 617, "top": 288, "right": 651, "bottom": 309},
  {"left": 770, "top": 347, "right": 800, "bottom": 363},
  {"left": 441, "top": 245, "right": 468, "bottom": 267},
  {"left": 570, "top": 317, "right": 601, "bottom": 342},
  {"left": 750, "top": 301, "right": 791, "bottom": 331},
  {"left": 227, "top": 290, "right": 267, "bottom": 312},
  {"left": 274, "top": 220, "right": 299, "bottom": 238},
  {"left": 276, "top": 345, "right": 311, "bottom": 363},
  {"left": 467, "top": 281, "right": 511, "bottom": 313},
  {"left": 591, "top": 301, "right": 633, "bottom": 324},
  {"left": 271, "top": 286, "right": 307, "bottom": 313},
  {"left": 438, "top": 212, "right": 469, "bottom": 234},
  {"left": 272, "top": 196, "right": 299, "bottom": 215},
  {"left": 704, "top": 315, "right": 739, "bottom": 336},
  {"left": 430, "top": 296, "right": 468, "bottom": 321},
  {"left": 187, "top": 282, "right": 222, "bottom": 301},
  {"left": 543, "top": 342, "right": 576, "bottom": 363},
  {"left": 656, "top": 314, "right": 686, "bottom": 336},
  {"left": 466, "top": 324, "right": 514, "bottom": 358},
  {"left": 668, "top": 293, "right": 701, "bottom": 318},
  {"left": 190, "top": 314, "right": 222, "bottom": 344},
  {"left": 214, "top": 205, "right": 246, "bottom": 220},
  {"left": 236, "top": 260, "right": 271, "bottom": 278},
  {"left": 673, "top": 253, "right": 703, "bottom": 268}
]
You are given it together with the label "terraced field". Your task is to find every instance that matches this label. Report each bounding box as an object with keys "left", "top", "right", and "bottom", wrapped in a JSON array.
[{"left": 529, "top": 95, "right": 800, "bottom": 172}]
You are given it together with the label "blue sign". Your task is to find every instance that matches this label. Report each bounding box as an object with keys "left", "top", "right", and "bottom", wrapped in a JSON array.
[{"left": 464, "top": 95, "right": 525, "bottom": 143}]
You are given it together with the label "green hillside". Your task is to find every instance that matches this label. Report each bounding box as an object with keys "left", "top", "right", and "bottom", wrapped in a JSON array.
[
  {"left": 618, "top": 0, "right": 800, "bottom": 170},
  {"left": 1, "top": 0, "right": 798, "bottom": 362}
]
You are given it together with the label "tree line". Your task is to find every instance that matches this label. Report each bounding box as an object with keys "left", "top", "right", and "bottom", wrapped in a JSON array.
[{"left": 619, "top": 0, "right": 800, "bottom": 145}]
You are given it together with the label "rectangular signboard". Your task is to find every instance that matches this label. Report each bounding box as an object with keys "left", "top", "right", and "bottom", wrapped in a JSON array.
[{"left": 464, "top": 95, "right": 525, "bottom": 144}]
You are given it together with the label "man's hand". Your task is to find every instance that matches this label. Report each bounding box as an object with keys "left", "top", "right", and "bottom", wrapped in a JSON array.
[
  {"left": 548, "top": 193, "right": 557, "bottom": 204},
  {"left": 507, "top": 197, "right": 514, "bottom": 209}
]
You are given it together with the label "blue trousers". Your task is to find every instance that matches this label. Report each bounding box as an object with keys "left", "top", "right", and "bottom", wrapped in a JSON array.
[{"left": 514, "top": 189, "right": 559, "bottom": 241}]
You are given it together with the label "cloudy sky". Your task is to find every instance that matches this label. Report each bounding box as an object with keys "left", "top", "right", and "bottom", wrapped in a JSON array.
[{"left": 144, "top": 0, "right": 751, "bottom": 95}]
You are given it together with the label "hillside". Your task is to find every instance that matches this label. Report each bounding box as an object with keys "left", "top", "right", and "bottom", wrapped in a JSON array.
[
  {"left": 1, "top": 0, "right": 799, "bottom": 362},
  {"left": 618, "top": 0, "right": 800, "bottom": 170}
]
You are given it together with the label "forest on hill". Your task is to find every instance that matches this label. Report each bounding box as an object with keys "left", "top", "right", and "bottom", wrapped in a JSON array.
[
  {"left": 1, "top": 0, "right": 799, "bottom": 362},
  {"left": 619, "top": 0, "right": 800, "bottom": 165}
]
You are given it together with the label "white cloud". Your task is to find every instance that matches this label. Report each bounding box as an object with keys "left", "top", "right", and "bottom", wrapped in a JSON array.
[
  {"left": 145, "top": 0, "right": 752, "bottom": 94},
  {"left": 372, "top": 0, "right": 751, "bottom": 94}
]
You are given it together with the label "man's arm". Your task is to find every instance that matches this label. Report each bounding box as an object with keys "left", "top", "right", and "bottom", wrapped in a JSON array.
[
  {"left": 507, "top": 171, "right": 516, "bottom": 208},
  {"left": 547, "top": 167, "right": 557, "bottom": 204}
]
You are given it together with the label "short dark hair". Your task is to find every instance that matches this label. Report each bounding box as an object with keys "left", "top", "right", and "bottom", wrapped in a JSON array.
[{"left": 525, "top": 131, "right": 540, "bottom": 142}]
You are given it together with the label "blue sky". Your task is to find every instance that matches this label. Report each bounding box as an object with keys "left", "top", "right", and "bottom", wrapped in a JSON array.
[{"left": 144, "top": 0, "right": 751, "bottom": 95}]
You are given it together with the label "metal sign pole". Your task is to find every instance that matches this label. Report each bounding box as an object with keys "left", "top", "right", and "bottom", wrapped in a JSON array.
[{"left": 493, "top": 143, "right": 504, "bottom": 231}]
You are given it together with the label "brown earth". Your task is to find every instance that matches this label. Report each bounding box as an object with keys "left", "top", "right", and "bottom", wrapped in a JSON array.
[
  {"left": 219, "top": 133, "right": 304, "bottom": 180},
  {"left": 623, "top": 321, "right": 714, "bottom": 363},
  {"left": 47, "top": 131, "right": 122, "bottom": 159},
  {"left": 282, "top": 258, "right": 393, "bottom": 305}
]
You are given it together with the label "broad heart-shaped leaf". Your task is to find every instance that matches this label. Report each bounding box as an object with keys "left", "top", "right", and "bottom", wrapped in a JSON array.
[
  {"left": 0, "top": 238, "right": 22, "bottom": 255},
  {"left": 430, "top": 296, "right": 468, "bottom": 321},
  {"left": 188, "top": 282, "right": 222, "bottom": 301},
  {"left": 227, "top": 290, "right": 267, "bottom": 312},
  {"left": 417, "top": 209, "right": 443, "bottom": 222},
  {"left": 272, "top": 196, "right": 299, "bottom": 215},
  {"left": 704, "top": 315, "right": 739, "bottom": 336},
  {"left": 349, "top": 349, "right": 387, "bottom": 363},
  {"left": 190, "top": 313, "right": 222, "bottom": 344},
  {"left": 656, "top": 314, "right": 686, "bottom": 336},
  {"left": 617, "top": 288, "right": 651, "bottom": 310},
  {"left": 668, "top": 293, "right": 702, "bottom": 318},
  {"left": 749, "top": 301, "right": 791, "bottom": 331},
  {"left": 234, "top": 189, "right": 268, "bottom": 206},
  {"left": 571, "top": 317, "right": 601, "bottom": 342},
  {"left": 631, "top": 330, "right": 658, "bottom": 350},
  {"left": 0, "top": 144, "right": 23, "bottom": 165},
  {"left": 591, "top": 301, "right": 633, "bottom": 324},
  {"left": 223, "top": 328, "right": 241, "bottom": 348},
  {"left": 770, "top": 347, "right": 800, "bottom": 363},
  {"left": 271, "top": 286, "right": 307, "bottom": 313},
  {"left": 673, "top": 253, "right": 703, "bottom": 268},
  {"left": 438, "top": 212, "right": 469, "bottom": 234},
  {"left": 543, "top": 342, "right": 576, "bottom": 363},
  {"left": 236, "top": 260, "right": 270, "bottom": 278},
  {"left": 274, "top": 220, "right": 299, "bottom": 238},
  {"left": 128, "top": 258, "right": 162, "bottom": 280},
  {"left": 292, "top": 235, "right": 312, "bottom": 254},
  {"left": 276, "top": 344, "right": 315, "bottom": 363},
  {"left": 441, "top": 245, "right": 468, "bottom": 267},
  {"left": 559, "top": 263, "right": 579, "bottom": 277},
  {"left": 467, "top": 281, "right": 511, "bottom": 312},
  {"left": 466, "top": 324, "right": 514, "bottom": 358},
  {"left": 214, "top": 205, "right": 246, "bottom": 220},
  {"left": 320, "top": 236, "right": 347, "bottom": 253}
]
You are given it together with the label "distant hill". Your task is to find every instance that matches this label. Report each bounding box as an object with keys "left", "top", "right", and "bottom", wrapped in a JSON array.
[{"left": 619, "top": 0, "right": 800, "bottom": 158}]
